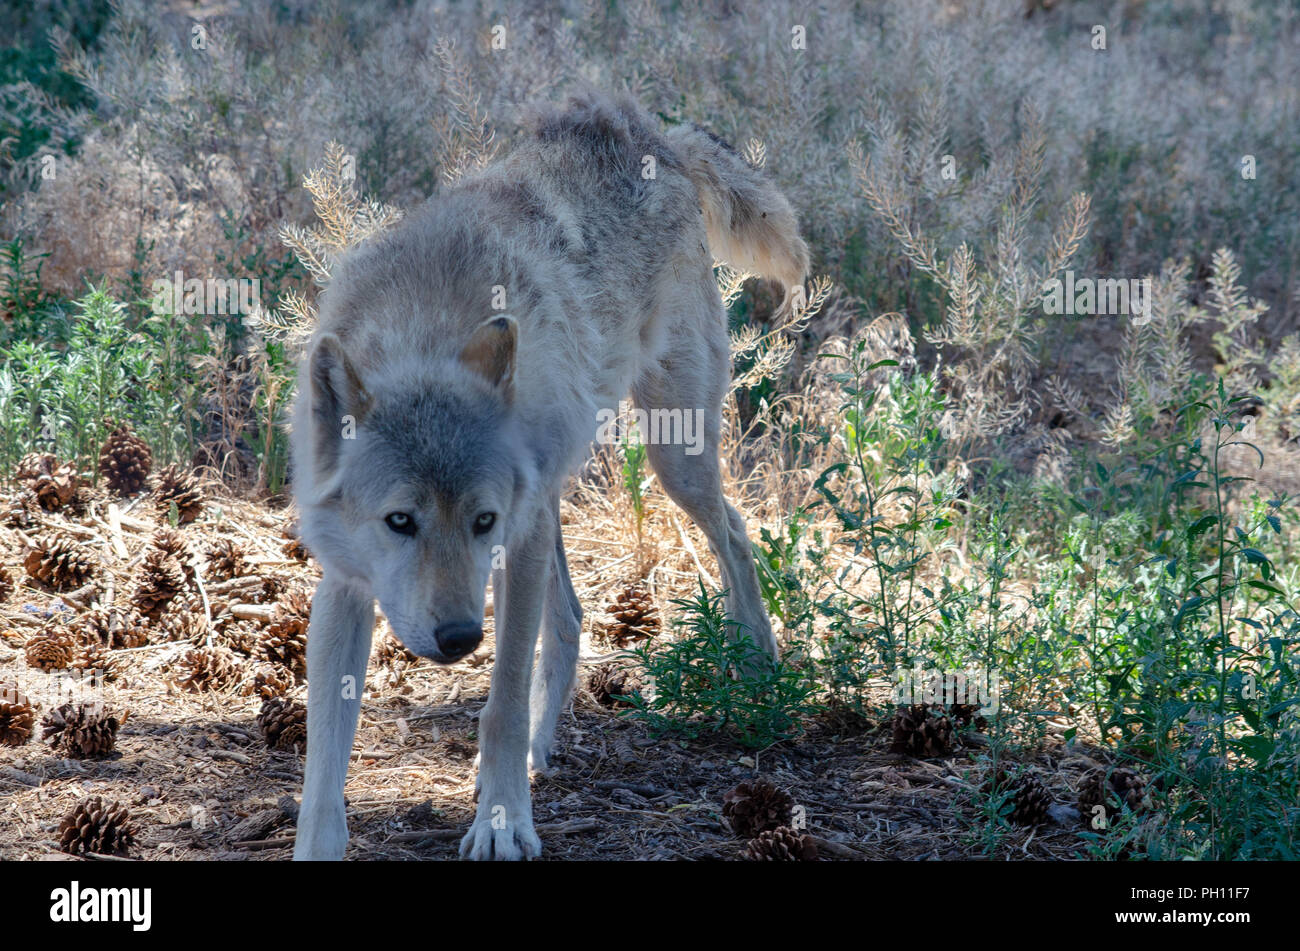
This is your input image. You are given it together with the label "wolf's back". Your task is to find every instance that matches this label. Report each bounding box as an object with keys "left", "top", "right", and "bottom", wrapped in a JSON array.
[{"left": 522, "top": 90, "right": 808, "bottom": 297}]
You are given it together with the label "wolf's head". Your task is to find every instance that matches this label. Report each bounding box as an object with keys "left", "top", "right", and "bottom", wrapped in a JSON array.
[{"left": 296, "top": 315, "right": 535, "bottom": 662}]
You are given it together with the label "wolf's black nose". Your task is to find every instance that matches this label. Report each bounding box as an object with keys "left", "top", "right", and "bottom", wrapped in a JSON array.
[{"left": 434, "top": 621, "right": 483, "bottom": 659}]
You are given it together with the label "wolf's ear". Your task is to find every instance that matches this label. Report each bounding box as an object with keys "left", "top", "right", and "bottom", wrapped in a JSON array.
[
  {"left": 309, "top": 333, "right": 369, "bottom": 476},
  {"left": 459, "top": 315, "right": 517, "bottom": 401}
]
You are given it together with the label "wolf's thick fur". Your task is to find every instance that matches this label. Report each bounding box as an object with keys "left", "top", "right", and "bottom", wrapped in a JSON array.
[{"left": 291, "top": 90, "right": 808, "bottom": 861}]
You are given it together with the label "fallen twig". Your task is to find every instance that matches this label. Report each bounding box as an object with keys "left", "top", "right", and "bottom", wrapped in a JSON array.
[{"left": 230, "top": 602, "right": 274, "bottom": 622}]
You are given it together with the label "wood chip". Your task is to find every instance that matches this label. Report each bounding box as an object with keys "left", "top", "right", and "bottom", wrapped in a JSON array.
[{"left": 226, "top": 808, "right": 283, "bottom": 843}]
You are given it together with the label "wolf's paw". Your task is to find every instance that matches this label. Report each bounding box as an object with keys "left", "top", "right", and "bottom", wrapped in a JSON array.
[
  {"left": 527, "top": 743, "right": 557, "bottom": 776},
  {"left": 458, "top": 811, "right": 541, "bottom": 861}
]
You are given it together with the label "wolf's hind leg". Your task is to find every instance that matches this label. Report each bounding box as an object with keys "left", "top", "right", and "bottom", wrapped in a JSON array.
[
  {"left": 528, "top": 506, "right": 582, "bottom": 771},
  {"left": 631, "top": 280, "right": 778, "bottom": 664}
]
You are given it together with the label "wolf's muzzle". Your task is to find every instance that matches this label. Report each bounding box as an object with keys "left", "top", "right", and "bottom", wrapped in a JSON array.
[{"left": 433, "top": 620, "right": 483, "bottom": 660}]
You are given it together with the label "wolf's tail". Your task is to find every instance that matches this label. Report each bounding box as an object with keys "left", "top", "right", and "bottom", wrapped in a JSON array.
[{"left": 667, "top": 123, "right": 810, "bottom": 300}]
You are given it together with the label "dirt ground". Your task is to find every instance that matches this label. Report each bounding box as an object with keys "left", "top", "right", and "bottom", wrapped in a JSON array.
[{"left": 0, "top": 477, "right": 1106, "bottom": 862}]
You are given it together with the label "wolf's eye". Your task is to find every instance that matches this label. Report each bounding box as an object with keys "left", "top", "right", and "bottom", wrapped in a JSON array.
[
  {"left": 472, "top": 512, "right": 496, "bottom": 536},
  {"left": 385, "top": 512, "right": 416, "bottom": 536}
]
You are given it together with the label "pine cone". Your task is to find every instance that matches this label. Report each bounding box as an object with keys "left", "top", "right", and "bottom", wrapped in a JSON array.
[
  {"left": 241, "top": 662, "right": 296, "bottom": 700},
  {"left": 30, "top": 460, "right": 80, "bottom": 511},
  {"left": 149, "top": 527, "right": 198, "bottom": 579},
  {"left": 742, "top": 826, "right": 818, "bottom": 862},
  {"left": 587, "top": 663, "right": 643, "bottom": 708},
  {"left": 175, "top": 591, "right": 234, "bottom": 634},
  {"left": 890, "top": 704, "right": 953, "bottom": 757},
  {"left": 0, "top": 565, "right": 11, "bottom": 602},
  {"left": 722, "top": 780, "right": 795, "bottom": 838},
  {"left": 281, "top": 523, "right": 309, "bottom": 561},
  {"left": 131, "top": 548, "right": 186, "bottom": 618},
  {"left": 260, "top": 589, "right": 311, "bottom": 678},
  {"left": 0, "top": 682, "right": 36, "bottom": 746},
  {"left": 1078, "top": 767, "right": 1148, "bottom": 823},
  {"left": 42, "top": 701, "right": 121, "bottom": 757},
  {"left": 158, "top": 607, "right": 208, "bottom": 644},
  {"left": 1009, "top": 772, "right": 1052, "bottom": 826},
  {"left": 74, "top": 641, "right": 119, "bottom": 683},
  {"left": 16, "top": 453, "right": 78, "bottom": 512},
  {"left": 216, "top": 620, "right": 260, "bottom": 655},
  {"left": 81, "top": 606, "right": 148, "bottom": 649},
  {"left": 24, "top": 535, "right": 93, "bottom": 589},
  {"left": 172, "top": 646, "right": 240, "bottom": 692},
  {"left": 150, "top": 526, "right": 190, "bottom": 556},
  {"left": 258, "top": 696, "right": 307, "bottom": 752},
  {"left": 987, "top": 769, "right": 1052, "bottom": 826},
  {"left": 98, "top": 421, "right": 153, "bottom": 495},
  {"left": 154, "top": 464, "right": 204, "bottom": 523},
  {"left": 1, "top": 489, "right": 39, "bottom": 528},
  {"left": 204, "top": 537, "right": 247, "bottom": 582},
  {"left": 58, "top": 796, "right": 135, "bottom": 856},
  {"left": 373, "top": 633, "right": 417, "bottom": 667},
  {"left": 237, "top": 573, "right": 282, "bottom": 604},
  {"left": 276, "top": 588, "right": 313, "bottom": 627},
  {"left": 948, "top": 703, "right": 988, "bottom": 731},
  {"left": 14, "top": 451, "right": 55, "bottom": 482},
  {"left": 24, "top": 628, "right": 78, "bottom": 671},
  {"left": 597, "top": 584, "right": 660, "bottom": 648}
]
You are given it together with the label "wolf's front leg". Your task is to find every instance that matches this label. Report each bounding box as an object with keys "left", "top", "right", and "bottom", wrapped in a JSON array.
[
  {"left": 461, "top": 523, "right": 551, "bottom": 861},
  {"left": 293, "top": 575, "right": 374, "bottom": 861},
  {"left": 528, "top": 513, "right": 582, "bottom": 773}
]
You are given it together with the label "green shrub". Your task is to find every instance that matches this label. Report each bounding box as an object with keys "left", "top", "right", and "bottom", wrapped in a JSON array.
[
  {"left": 0, "top": 283, "right": 203, "bottom": 475},
  {"left": 627, "top": 583, "right": 817, "bottom": 749}
]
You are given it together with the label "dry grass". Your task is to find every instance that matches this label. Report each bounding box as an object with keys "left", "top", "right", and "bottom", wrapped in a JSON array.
[
  {"left": 2, "top": 0, "right": 1297, "bottom": 862},
  {"left": 0, "top": 473, "right": 1103, "bottom": 861}
]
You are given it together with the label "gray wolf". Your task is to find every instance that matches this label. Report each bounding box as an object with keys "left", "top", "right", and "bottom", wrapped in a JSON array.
[{"left": 290, "top": 90, "right": 808, "bottom": 860}]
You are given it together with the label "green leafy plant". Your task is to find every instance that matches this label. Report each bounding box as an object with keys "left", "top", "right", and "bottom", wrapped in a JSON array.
[
  {"left": 801, "top": 341, "right": 963, "bottom": 716},
  {"left": 246, "top": 334, "right": 294, "bottom": 494},
  {"left": 0, "top": 283, "right": 207, "bottom": 475},
  {"left": 754, "top": 507, "right": 812, "bottom": 631},
  {"left": 137, "top": 295, "right": 204, "bottom": 468},
  {"left": 0, "top": 237, "right": 59, "bottom": 345},
  {"left": 628, "top": 582, "right": 816, "bottom": 749},
  {"left": 620, "top": 426, "right": 649, "bottom": 547}
]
